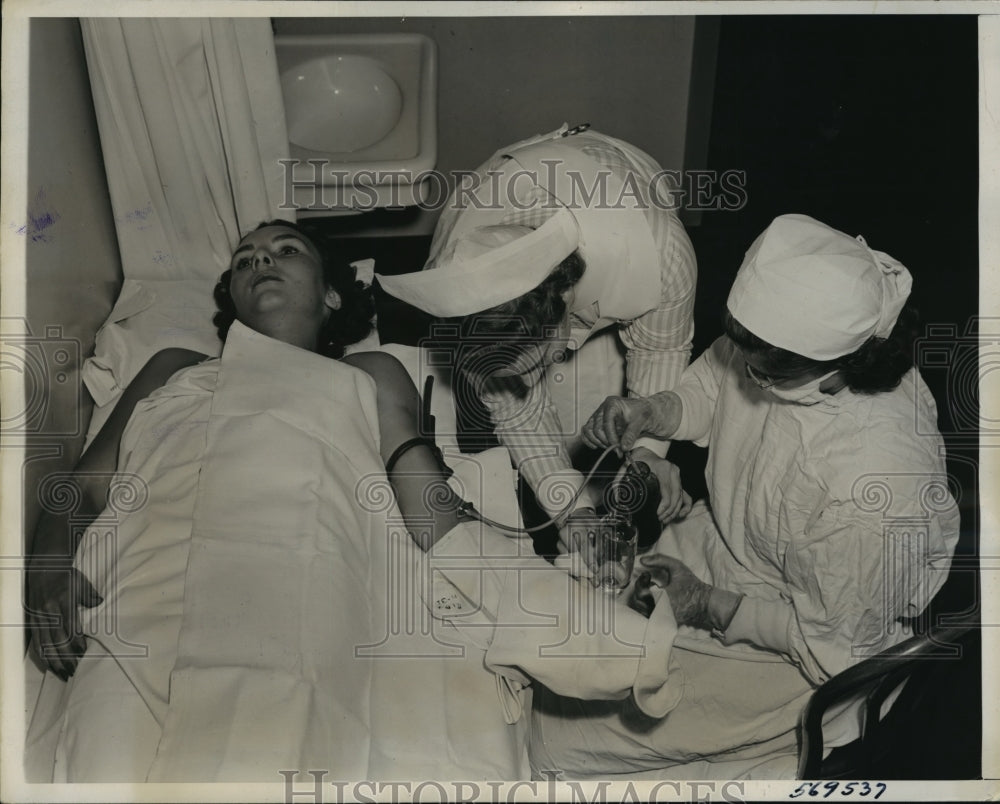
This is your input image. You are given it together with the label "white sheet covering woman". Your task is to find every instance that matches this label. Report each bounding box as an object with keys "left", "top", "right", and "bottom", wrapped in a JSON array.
[{"left": 530, "top": 214, "right": 961, "bottom": 779}]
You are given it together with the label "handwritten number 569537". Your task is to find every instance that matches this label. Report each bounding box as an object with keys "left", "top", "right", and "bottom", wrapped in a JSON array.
[{"left": 789, "top": 781, "right": 887, "bottom": 798}]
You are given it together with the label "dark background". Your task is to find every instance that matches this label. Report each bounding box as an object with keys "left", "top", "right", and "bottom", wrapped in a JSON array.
[{"left": 314, "top": 15, "right": 982, "bottom": 779}]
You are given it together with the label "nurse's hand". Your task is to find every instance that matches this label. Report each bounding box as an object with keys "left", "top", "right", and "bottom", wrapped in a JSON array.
[
  {"left": 633, "top": 554, "right": 712, "bottom": 628},
  {"left": 627, "top": 569, "right": 667, "bottom": 618},
  {"left": 630, "top": 447, "right": 693, "bottom": 523},
  {"left": 634, "top": 554, "right": 742, "bottom": 632},
  {"left": 581, "top": 392, "right": 681, "bottom": 453}
]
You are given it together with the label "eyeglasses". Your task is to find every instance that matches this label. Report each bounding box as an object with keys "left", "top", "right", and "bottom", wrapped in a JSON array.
[{"left": 744, "top": 361, "right": 779, "bottom": 389}]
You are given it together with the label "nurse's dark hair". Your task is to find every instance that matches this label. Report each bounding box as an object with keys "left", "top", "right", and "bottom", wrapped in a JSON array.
[
  {"left": 439, "top": 250, "right": 585, "bottom": 380},
  {"left": 723, "top": 303, "right": 919, "bottom": 394},
  {"left": 213, "top": 219, "right": 375, "bottom": 358}
]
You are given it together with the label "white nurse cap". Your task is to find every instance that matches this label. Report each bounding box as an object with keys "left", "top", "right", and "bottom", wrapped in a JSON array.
[
  {"left": 726, "top": 214, "right": 913, "bottom": 361},
  {"left": 376, "top": 127, "right": 660, "bottom": 319},
  {"left": 376, "top": 208, "right": 580, "bottom": 318}
]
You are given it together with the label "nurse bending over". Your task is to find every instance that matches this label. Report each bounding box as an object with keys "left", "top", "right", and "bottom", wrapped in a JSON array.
[{"left": 378, "top": 126, "right": 698, "bottom": 556}]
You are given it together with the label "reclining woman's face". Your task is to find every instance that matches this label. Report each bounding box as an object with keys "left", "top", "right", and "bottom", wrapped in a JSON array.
[{"left": 227, "top": 225, "right": 341, "bottom": 350}]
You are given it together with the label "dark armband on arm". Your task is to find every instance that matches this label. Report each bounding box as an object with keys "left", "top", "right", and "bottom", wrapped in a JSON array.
[
  {"left": 384, "top": 437, "right": 453, "bottom": 478},
  {"left": 384, "top": 375, "right": 454, "bottom": 478}
]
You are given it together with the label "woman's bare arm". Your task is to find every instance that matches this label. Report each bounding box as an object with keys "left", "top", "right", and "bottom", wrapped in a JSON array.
[
  {"left": 343, "top": 352, "right": 466, "bottom": 551},
  {"left": 27, "top": 347, "right": 206, "bottom": 678}
]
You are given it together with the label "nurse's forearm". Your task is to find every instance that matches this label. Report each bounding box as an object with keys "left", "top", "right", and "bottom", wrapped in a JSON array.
[
  {"left": 642, "top": 390, "right": 684, "bottom": 440},
  {"left": 717, "top": 595, "right": 795, "bottom": 655},
  {"left": 489, "top": 386, "right": 593, "bottom": 517},
  {"left": 707, "top": 587, "right": 744, "bottom": 632}
]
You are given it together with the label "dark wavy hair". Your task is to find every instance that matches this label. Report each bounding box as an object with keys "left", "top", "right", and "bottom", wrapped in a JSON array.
[
  {"left": 213, "top": 219, "right": 375, "bottom": 359},
  {"left": 723, "top": 302, "right": 919, "bottom": 394},
  {"left": 440, "top": 250, "right": 586, "bottom": 380}
]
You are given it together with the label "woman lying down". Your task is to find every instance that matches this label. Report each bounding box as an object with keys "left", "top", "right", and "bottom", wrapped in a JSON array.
[{"left": 25, "top": 220, "right": 677, "bottom": 783}]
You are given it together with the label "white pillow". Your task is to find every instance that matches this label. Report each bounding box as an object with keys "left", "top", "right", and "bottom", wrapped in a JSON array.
[{"left": 82, "top": 278, "right": 222, "bottom": 409}]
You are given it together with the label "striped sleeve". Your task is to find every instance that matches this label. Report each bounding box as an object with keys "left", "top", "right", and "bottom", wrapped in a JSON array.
[
  {"left": 579, "top": 142, "right": 697, "bottom": 458},
  {"left": 480, "top": 379, "right": 597, "bottom": 519},
  {"left": 619, "top": 211, "right": 697, "bottom": 401}
]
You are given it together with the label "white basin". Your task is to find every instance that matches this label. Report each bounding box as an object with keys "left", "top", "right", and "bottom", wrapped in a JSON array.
[
  {"left": 282, "top": 55, "right": 403, "bottom": 153},
  {"left": 275, "top": 33, "right": 437, "bottom": 210}
]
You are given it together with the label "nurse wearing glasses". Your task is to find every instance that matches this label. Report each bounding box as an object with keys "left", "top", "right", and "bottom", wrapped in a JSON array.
[{"left": 534, "top": 213, "right": 960, "bottom": 778}]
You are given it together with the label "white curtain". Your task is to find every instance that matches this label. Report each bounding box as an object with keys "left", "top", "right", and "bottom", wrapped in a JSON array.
[
  {"left": 81, "top": 18, "right": 291, "bottom": 282},
  {"left": 76, "top": 18, "right": 292, "bottom": 432}
]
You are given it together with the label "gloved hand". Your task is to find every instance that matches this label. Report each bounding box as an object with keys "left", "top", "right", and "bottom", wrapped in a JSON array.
[
  {"left": 629, "top": 554, "right": 744, "bottom": 630},
  {"left": 627, "top": 568, "right": 666, "bottom": 618},
  {"left": 26, "top": 561, "right": 102, "bottom": 681},
  {"left": 630, "top": 447, "right": 693, "bottom": 524},
  {"left": 631, "top": 554, "right": 713, "bottom": 628},
  {"left": 581, "top": 392, "right": 681, "bottom": 453}
]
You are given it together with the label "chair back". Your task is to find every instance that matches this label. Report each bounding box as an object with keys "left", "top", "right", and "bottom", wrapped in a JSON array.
[{"left": 797, "top": 623, "right": 974, "bottom": 779}]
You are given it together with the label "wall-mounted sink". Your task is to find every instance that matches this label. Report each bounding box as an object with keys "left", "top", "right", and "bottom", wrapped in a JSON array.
[
  {"left": 282, "top": 54, "right": 404, "bottom": 153},
  {"left": 275, "top": 33, "right": 437, "bottom": 211}
]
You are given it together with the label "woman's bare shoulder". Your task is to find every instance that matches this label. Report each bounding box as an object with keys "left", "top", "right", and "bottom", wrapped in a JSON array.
[
  {"left": 342, "top": 351, "right": 415, "bottom": 392},
  {"left": 131, "top": 348, "right": 209, "bottom": 394},
  {"left": 343, "top": 350, "right": 404, "bottom": 374}
]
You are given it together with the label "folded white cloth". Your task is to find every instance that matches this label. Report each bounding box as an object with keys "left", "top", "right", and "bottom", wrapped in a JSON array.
[{"left": 423, "top": 520, "right": 684, "bottom": 720}]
